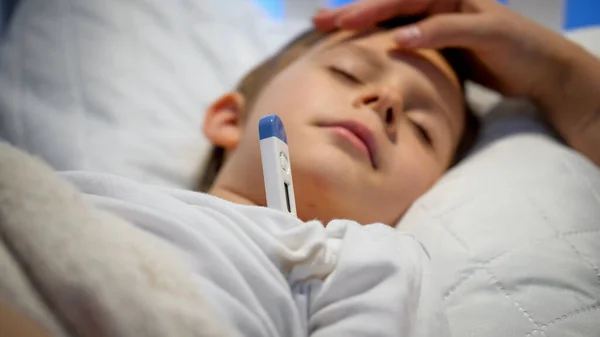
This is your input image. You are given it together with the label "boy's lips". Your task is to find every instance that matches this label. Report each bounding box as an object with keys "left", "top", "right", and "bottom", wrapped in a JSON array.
[{"left": 319, "top": 120, "right": 378, "bottom": 169}]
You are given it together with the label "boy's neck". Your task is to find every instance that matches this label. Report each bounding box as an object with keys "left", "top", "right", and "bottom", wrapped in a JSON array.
[{"left": 208, "top": 185, "right": 259, "bottom": 207}]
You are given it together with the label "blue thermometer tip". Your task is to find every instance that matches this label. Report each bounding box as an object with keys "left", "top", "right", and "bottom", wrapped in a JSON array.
[{"left": 259, "top": 115, "right": 287, "bottom": 144}]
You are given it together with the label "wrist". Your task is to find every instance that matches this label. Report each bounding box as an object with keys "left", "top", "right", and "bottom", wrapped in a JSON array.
[
  {"left": 530, "top": 38, "right": 576, "bottom": 111},
  {"left": 531, "top": 40, "right": 599, "bottom": 131},
  {"left": 531, "top": 39, "right": 600, "bottom": 166}
]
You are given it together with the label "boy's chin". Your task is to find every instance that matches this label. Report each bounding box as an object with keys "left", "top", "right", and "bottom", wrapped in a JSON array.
[
  {"left": 288, "top": 145, "right": 389, "bottom": 223},
  {"left": 291, "top": 171, "right": 406, "bottom": 226},
  {"left": 291, "top": 170, "right": 376, "bottom": 225}
]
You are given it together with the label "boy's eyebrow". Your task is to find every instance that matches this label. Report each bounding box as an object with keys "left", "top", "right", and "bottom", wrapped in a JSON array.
[{"left": 325, "top": 43, "right": 386, "bottom": 71}]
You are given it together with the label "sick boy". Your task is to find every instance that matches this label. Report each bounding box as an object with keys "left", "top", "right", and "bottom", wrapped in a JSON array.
[
  {"left": 198, "top": 15, "right": 477, "bottom": 227},
  {"left": 66, "top": 0, "right": 600, "bottom": 336}
]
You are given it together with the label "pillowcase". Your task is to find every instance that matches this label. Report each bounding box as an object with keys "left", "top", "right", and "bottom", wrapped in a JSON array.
[{"left": 0, "top": 0, "right": 307, "bottom": 188}]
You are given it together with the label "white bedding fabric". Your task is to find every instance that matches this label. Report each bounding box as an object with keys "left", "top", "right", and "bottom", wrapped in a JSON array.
[
  {"left": 63, "top": 170, "right": 448, "bottom": 337},
  {"left": 0, "top": 141, "right": 234, "bottom": 337}
]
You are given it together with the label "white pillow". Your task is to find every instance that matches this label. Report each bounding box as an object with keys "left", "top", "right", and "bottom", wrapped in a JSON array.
[
  {"left": 0, "top": 0, "right": 307, "bottom": 188},
  {"left": 399, "top": 27, "right": 600, "bottom": 336}
]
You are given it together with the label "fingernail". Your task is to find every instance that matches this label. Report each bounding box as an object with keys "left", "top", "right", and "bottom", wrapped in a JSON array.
[{"left": 396, "top": 26, "right": 422, "bottom": 47}]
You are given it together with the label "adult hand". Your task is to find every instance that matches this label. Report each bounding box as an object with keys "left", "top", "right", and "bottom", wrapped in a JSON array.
[
  {"left": 313, "top": 0, "right": 460, "bottom": 32},
  {"left": 312, "top": 0, "right": 568, "bottom": 99}
]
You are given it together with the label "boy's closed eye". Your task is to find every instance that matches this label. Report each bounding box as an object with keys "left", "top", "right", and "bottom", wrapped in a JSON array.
[
  {"left": 411, "top": 119, "right": 433, "bottom": 147},
  {"left": 320, "top": 44, "right": 384, "bottom": 82},
  {"left": 328, "top": 66, "right": 363, "bottom": 84}
]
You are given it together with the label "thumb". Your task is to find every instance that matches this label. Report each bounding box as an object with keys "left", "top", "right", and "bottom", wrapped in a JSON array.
[{"left": 395, "top": 14, "right": 496, "bottom": 50}]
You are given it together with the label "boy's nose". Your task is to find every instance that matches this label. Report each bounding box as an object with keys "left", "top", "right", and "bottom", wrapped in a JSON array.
[{"left": 353, "top": 88, "right": 402, "bottom": 141}]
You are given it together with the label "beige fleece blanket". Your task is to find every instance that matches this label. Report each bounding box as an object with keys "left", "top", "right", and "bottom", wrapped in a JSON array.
[{"left": 0, "top": 142, "right": 233, "bottom": 337}]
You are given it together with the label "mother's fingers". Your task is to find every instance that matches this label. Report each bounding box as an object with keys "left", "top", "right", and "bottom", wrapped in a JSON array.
[
  {"left": 312, "top": 6, "right": 353, "bottom": 31},
  {"left": 395, "top": 13, "right": 495, "bottom": 50},
  {"left": 313, "top": 0, "right": 430, "bottom": 31},
  {"left": 337, "top": 0, "right": 431, "bottom": 29}
]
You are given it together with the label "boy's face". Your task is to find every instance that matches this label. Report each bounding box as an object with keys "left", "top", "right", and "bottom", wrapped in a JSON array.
[{"left": 206, "top": 29, "right": 465, "bottom": 226}]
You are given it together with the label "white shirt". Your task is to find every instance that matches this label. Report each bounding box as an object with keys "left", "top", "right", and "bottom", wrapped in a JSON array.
[{"left": 64, "top": 172, "right": 448, "bottom": 337}]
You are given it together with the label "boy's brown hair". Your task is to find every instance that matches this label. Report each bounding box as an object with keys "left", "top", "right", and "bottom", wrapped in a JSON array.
[{"left": 199, "top": 17, "right": 479, "bottom": 192}]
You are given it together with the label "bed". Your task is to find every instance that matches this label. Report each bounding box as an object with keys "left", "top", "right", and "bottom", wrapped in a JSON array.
[{"left": 0, "top": 0, "right": 599, "bottom": 336}]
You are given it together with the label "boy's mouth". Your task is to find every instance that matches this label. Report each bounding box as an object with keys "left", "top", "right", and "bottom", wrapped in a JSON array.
[{"left": 319, "top": 121, "right": 378, "bottom": 169}]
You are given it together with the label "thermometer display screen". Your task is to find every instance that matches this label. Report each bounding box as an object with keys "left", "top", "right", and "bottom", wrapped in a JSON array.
[{"left": 284, "top": 182, "right": 292, "bottom": 213}]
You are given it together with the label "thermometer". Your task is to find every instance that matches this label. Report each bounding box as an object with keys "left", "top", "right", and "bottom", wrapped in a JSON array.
[{"left": 259, "top": 115, "right": 297, "bottom": 216}]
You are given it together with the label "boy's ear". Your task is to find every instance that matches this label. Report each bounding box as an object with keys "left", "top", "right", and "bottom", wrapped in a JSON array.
[{"left": 203, "top": 92, "right": 246, "bottom": 150}]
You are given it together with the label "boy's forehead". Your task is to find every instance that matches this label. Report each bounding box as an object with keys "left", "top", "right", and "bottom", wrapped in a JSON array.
[{"left": 306, "top": 29, "right": 460, "bottom": 88}]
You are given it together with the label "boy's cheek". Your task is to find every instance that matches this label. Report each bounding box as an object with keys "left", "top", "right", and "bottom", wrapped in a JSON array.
[{"left": 252, "top": 69, "right": 337, "bottom": 126}]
